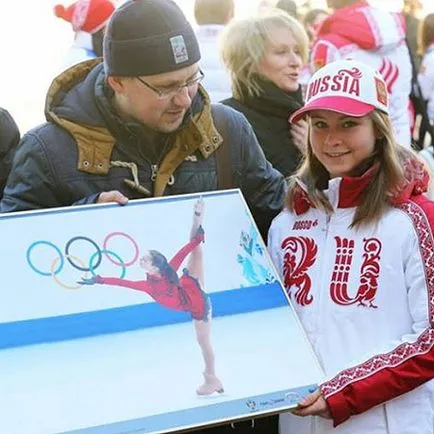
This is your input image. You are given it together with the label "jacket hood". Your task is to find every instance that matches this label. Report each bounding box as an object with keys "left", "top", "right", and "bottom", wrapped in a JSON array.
[
  {"left": 317, "top": 1, "right": 406, "bottom": 51},
  {"left": 45, "top": 58, "right": 107, "bottom": 127},
  {"left": 44, "top": 59, "right": 117, "bottom": 176}
]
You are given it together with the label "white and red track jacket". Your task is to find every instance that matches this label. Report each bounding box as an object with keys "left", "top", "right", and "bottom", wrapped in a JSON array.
[
  {"left": 311, "top": 1, "right": 412, "bottom": 148},
  {"left": 268, "top": 159, "right": 434, "bottom": 434}
]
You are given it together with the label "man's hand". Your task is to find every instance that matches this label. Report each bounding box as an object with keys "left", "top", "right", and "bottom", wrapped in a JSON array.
[
  {"left": 290, "top": 119, "right": 309, "bottom": 154},
  {"left": 291, "top": 389, "right": 332, "bottom": 419},
  {"left": 97, "top": 190, "right": 129, "bottom": 205}
]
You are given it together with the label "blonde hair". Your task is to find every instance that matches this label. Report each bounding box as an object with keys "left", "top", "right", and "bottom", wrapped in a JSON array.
[
  {"left": 220, "top": 9, "right": 309, "bottom": 99},
  {"left": 285, "top": 110, "right": 414, "bottom": 228}
]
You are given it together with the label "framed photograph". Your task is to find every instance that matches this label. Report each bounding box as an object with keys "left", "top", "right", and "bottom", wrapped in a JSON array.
[{"left": 0, "top": 190, "right": 324, "bottom": 434}]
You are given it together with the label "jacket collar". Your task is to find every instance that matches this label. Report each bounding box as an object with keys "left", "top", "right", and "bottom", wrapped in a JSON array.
[{"left": 293, "top": 156, "right": 429, "bottom": 215}]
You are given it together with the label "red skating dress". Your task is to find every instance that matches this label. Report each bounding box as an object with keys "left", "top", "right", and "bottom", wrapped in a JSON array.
[{"left": 96, "top": 233, "right": 210, "bottom": 321}]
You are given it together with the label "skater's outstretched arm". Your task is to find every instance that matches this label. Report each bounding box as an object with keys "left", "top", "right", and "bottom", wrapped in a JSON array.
[{"left": 78, "top": 275, "right": 153, "bottom": 293}]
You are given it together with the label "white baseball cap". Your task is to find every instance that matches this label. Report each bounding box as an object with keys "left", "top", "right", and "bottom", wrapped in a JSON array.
[{"left": 290, "top": 59, "right": 389, "bottom": 123}]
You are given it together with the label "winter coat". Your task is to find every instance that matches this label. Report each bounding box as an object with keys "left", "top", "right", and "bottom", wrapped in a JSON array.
[
  {"left": 222, "top": 79, "right": 304, "bottom": 178},
  {"left": 268, "top": 157, "right": 434, "bottom": 434},
  {"left": 0, "top": 108, "right": 20, "bottom": 199},
  {"left": 311, "top": 0, "right": 412, "bottom": 147},
  {"left": 0, "top": 59, "right": 285, "bottom": 237}
]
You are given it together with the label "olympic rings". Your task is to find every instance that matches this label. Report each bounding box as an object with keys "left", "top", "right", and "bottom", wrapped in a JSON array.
[
  {"left": 65, "top": 236, "right": 102, "bottom": 272},
  {"left": 103, "top": 232, "right": 139, "bottom": 267},
  {"left": 26, "top": 232, "right": 140, "bottom": 288},
  {"left": 27, "top": 241, "right": 64, "bottom": 276},
  {"left": 89, "top": 249, "right": 127, "bottom": 279},
  {"left": 52, "top": 255, "right": 89, "bottom": 290}
]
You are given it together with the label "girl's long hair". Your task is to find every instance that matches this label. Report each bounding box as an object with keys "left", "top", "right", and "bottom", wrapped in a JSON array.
[
  {"left": 148, "top": 250, "right": 180, "bottom": 287},
  {"left": 285, "top": 110, "right": 413, "bottom": 228}
]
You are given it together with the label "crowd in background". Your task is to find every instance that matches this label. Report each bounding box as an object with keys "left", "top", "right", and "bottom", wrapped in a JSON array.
[{"left": 2, "top": 0, "right": 434, "bottom": 199}]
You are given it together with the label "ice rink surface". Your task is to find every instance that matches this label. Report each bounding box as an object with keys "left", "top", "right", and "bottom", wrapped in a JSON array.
[{"left": 0, "top": 307, "right": 323, "bottom": 434}]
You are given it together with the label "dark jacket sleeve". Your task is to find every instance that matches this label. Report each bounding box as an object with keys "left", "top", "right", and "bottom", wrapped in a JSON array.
[
  {"left": 223, "top": 107, "right": 286, "bottom": 239},
  {"left": 0, "top": 108, "right": 20, "bottom": 198},
  {"left": 0, "top": 131, "right": 98, "bottom": 213}
]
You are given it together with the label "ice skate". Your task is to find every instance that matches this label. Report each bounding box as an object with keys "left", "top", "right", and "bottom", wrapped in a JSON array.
[{"left": 196, "top": 372, "right": 224, "bottom": 396}]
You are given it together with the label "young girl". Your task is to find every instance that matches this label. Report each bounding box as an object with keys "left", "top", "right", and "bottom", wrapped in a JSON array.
[
  {"left": 268, "top": 59, "right": 434, "bottom": 433},
  {"left": 79, "top": 199, "right": 223, "bottom": 396}
]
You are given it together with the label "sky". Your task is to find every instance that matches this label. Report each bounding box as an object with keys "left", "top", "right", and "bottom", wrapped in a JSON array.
[{"left": 0, "top": 0, "right": 432, "bottom": 133}]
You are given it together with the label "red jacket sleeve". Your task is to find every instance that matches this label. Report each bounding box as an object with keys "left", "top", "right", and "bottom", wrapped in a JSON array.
[{"left": 97, "top": 276, "right": 151, "bottom": 293}]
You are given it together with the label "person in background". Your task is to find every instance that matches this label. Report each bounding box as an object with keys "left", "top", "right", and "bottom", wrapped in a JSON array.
[
  {"left": 302, "top": 8, "right": 328, "bottom": 46},
  {"left": 402, "top": 0, "right": 423, "bottom": 69},
  {"left": 311, "top": 0, "right": 413, "bottom": 148},
  {"left": 269, "top": 59, "right": 434, "bottom": 434},
  {"left": 194, "top": 0, "right": 234, "bottom": 102},
  {"left": 0, "top": 108, "right": 20, "bottom": 199},
  {"left": 275, "top": 0, "right": 298, "bottom": 19},
  {"left": 54, "top": 0, "right": 115, "bottom": 69},
  {"left": 416, "top": 12, "right": 434, "bottom": 199},
  {"left": 418, "top": 12, "right": 434, "bottom": 123},
  {"left": 220, "top": 9, "right": 309, "bottom": 178},
  {"left": 298, "top": 8, "right": 329, "bottom": 96}
]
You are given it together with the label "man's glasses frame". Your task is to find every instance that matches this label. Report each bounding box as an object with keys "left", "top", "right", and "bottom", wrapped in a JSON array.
[{"left": 136, "top": 70, "right": 205, "bottom": 100}]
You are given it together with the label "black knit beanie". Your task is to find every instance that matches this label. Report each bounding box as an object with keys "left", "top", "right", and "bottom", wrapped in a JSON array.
[{"left": 103, "top": 0, "right": 201, "bottom": 76}]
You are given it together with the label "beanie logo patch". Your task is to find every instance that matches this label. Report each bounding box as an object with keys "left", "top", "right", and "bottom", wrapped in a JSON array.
[{"left": 170, "top": 35, "right": 189, "bottom": 64}]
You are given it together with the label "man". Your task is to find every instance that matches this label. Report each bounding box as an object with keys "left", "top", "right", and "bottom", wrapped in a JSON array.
[
  {"left": 310, "top": 0, "right": 413, "bottom": 147},
  {"left": 194, "top": 0, "right": 234, "bottom": 101},
  {"left": 1, "top": 1, "right": 284, "bottom": 430}
]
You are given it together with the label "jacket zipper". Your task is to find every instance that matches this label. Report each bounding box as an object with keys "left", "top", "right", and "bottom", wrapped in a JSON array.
[{"left": 313, "top": 213, "right": 332, "bottom": 349}]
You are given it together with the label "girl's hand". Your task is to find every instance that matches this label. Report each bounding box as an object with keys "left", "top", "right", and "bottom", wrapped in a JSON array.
[
  {"left": 290, "top": 119, "right": 309, "bottom": 154},
  {"left": 291, "top": 389, "right": 332, "bottom": 419}
]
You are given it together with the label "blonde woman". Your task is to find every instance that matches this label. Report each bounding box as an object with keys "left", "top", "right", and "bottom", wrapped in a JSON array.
[
  {"left": 220, "top": 9, "right": 309, "bottom": 177},
  {"left": 268, "top": 59, "right": 434, "bottom": 434}
]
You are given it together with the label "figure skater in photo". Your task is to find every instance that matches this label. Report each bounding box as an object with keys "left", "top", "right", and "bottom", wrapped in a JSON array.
[{"left": 78, "top": 199, "right": 223, "bottom": 396}]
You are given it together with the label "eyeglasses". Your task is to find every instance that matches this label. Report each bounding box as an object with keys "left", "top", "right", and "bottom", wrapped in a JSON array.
[{"left": 136, "top": 70, "right": 205, "bottom": 100}]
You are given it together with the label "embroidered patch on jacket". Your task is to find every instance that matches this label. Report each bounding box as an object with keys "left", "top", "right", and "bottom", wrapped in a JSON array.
[
  {"left": 292, "top": 219, "right": 318, "bottom": 230},
  {"left": 170, "top": 35, "right": 188, "bottom": 64},
  {"left": 375, "top": 77, "right": 388, "bottom": 106}
]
